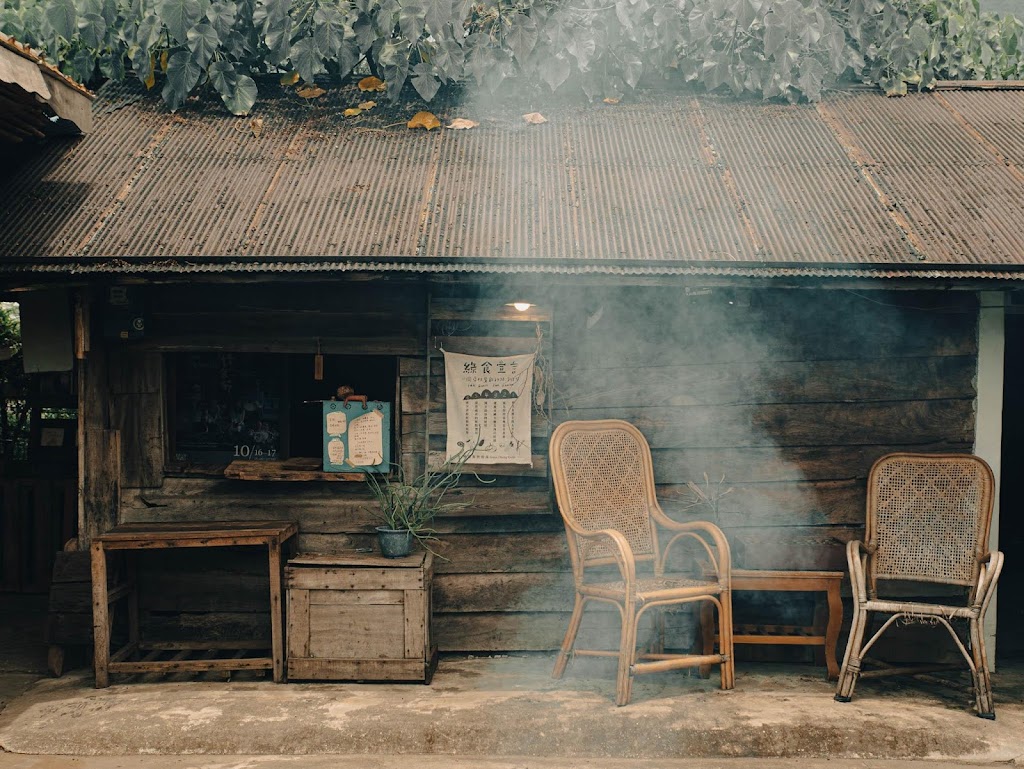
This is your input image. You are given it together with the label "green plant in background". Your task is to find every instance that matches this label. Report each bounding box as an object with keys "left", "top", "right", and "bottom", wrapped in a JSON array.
[
  {"left": 0, "top": 0, "right": 1021, "bottom": 112},
  {"left": 0, "top": 304, "right": 29, "bottom": 463},
  {"left": 364, "top": 445, "right": 479, "bottom": 554}
]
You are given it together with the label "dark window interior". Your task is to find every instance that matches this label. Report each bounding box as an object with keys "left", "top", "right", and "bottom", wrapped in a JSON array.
[{"left": 171, "top": 352, "right": 396, "bottom": 465}]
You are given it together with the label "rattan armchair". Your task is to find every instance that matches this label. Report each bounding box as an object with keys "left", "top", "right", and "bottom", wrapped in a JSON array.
[
  {"left": 835, "top": 452, "right": 1004, "bottom": 718},
  {"left": 549, "top": 419, "right": 734, "bottom": 706}
]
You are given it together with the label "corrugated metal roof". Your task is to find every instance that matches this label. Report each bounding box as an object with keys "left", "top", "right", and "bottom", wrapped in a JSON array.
[{"left": 2, "top": 80, "right": 1024, "bottom": 279}]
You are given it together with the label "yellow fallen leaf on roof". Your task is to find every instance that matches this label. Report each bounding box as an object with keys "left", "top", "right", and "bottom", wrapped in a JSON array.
[
  {"left": 603, "top": 97, "right": 620, "bottom": 105},
  {"left": 447, "top": 118, "right": 479, "bottom": 130},
  {"left": 297, "top": 85, "right": 326, "bottom": 99},
  {"left": 358, "top": 76, "right": 387, "bottom": 92},
  {"left": 250, "top": 117, "right": 264, "bottom": 138},
  {"left": 280, "top": 71, "right": 300, "bottom": 86},
  {"left": 523, "top": 112, "right": 547, "bottom": 124},
  {"left": 343, "top": 107, "right": 362, "bottom": 117},
  {"left": 160, "top": 50, "right": 168, "bottom": 73},
  {"left": 408, "top": 111, "right": 441, "bottom": 130},
  {"left": 358, "top": 100, "right": 377, "bottom": 110},
  {"left": 144, "top": 55, "right": 156, "bottom": 90}
]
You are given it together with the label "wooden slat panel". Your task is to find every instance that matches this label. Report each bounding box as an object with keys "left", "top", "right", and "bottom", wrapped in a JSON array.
[
  {"left": 309, "top": 604, "right": 405, "bottom": 659},
  {"left": 556, "top": 356, "right": 975, "bottom": 408},
  {"left": 81, "top": 429, "right": 121, "bottom": 542},
  {"left": 287, "top": 588, "right": 310, "bottom": 658},
  {"left": 287, "top": 657, "right": 430, "bottom": 681},
  {"left": 309, "top": 589, "right": 403, "bottom": 605},
  {"left": 288, "top": 567, "right": 424, "bottom": 591}
]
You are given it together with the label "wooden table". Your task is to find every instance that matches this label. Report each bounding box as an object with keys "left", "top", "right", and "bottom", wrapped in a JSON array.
[
  {"left": 701, "top": 568, "right": 844, "bottom": 680},
  {"left": 91, "top": 521, "right": 298, "bottom": 688}
]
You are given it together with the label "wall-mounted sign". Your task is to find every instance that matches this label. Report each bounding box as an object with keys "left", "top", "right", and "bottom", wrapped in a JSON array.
[
  {"left": 322, "top": 399, "right": 391, "bottom": 473},
  {"left": 443, "top": 351, "right": 535, "bottom": 465}
]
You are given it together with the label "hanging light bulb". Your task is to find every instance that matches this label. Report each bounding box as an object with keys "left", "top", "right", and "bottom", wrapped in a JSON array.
[{"left": 506, "top": 301, "right": 534, "bottom": 312}]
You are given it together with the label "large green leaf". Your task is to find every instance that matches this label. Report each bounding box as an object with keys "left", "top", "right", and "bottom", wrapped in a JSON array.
[
  {"left": 410, "top": 61, "right": 441, "bottom": 99},
  {"left": 313, "top": 6, "right": 346, "bottom": 56},
  {"left": 78, "top": 12, "right": 107, "bottom": 49},
  {"left": 45, "top": 0, "right": 77, "bottom": 41},
  {"left": 398, "top": 1, "right": 426, "bottom": 42},
  {"left": 289, "top": 36, "right": 325, "bottom": 82},
  {"left": 539, "top": 53, "right": 571, "bottom": 90},
  {"left": 423, "top": 0, "right": 452, "bottom": 35},
  {"left": 209, "top": 60, "right": 258, "bottom": 114},
  {"left": 160, "top": 0, "right": 203, "bottom": 43},
  {"left": 505, "top": 15, "right": 538, "bottom": 63},
  {"left": 187, "top": 22, "right": 220, "bottom": 66},
  {"left": 163, "top": 50, "right": 203, "bottom": 110}
]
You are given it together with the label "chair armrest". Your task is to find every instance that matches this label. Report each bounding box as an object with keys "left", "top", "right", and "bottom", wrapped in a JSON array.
[
  {"left": 651, "top": 512, "right": 731, "bottom": 583},
  {"left": 577, "top": 528, "right": 637, "bottom": 592},
  {"left": 973, "top": 551, "right": 1004, "bottom": 613},
  {"left": 846, "top": 539, "right": 870, "bottom": 603}
]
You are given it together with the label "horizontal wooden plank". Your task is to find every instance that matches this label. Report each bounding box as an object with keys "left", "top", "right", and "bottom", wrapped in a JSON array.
[
  {"left": 435, "top": 572, "right": 576, "bottom": 613},
  {"left": 554, "top": 288, "right": 977, "bottom": 369},
  {"left": 556, "top": 400, "right": 974, "bottom": 449},
  {"left": 109, "top": 657, "right": 272, "bottom": 673},
  {"left": 287, "top": 567, "right": 424, "bottom": 591},
  {"left": 648, "top": 442, "right": 972, "bottom": 484},
  {"left": 287, "top": 656, "right": 432, "bottom": 681},
  {"left": 555, "top": 356, "right": 975, "bottom": 409},
  {"left": 131, "top": 336, "right": 424, "bottom": 355},
  {"left": 137, "top": 571, "right": 269, "bottom": 613},
  {"left": 434, "top": 610, "right": 699, "bottom": 652}
]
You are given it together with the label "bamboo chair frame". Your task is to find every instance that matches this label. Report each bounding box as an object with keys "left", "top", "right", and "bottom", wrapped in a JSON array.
[
  {"left": 835, "top": 452, "right": 1004, "bottom": 718},
  {"left": 549, "top": 419, "right": 734, "bottom": 706}
]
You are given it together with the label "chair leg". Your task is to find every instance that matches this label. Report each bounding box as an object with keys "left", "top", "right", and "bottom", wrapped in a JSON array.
[
  {"left": 615, "top": 604, "right": 639, "bottom": 707},
  {"left": 698, "top": 599, "right": 714, "bottom": 679},
  {"left": 552, "top": 593, "right": 586, "bottom": 680},
  {"left": 969, "top": 617, "right": 995, "bottom": 719},
  {"left": 718, "top": 592, "right": 735, "bottom": 690},
  {"left": 835, "top": 604, "right": 868, "bottom": 702}
]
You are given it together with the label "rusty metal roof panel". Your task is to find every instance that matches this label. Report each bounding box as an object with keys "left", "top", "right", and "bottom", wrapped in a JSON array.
[
  {"left": 245, "top": 123, "right": 436, "bottom": 258},
  {"left": 937, "top": 89, "right": 1024, "bottom": 166},
  {"left": 565, "top": 102, "right": 754, "bottom": 262},
  {"left": 5, "top": 82, "right": 1024, "bottom": 277},
  {"left": 820, "top": 91, "right": 1024, "bottom": 266},
  {"left": 697, "top": 95, "right": 916, "bottom": 264}
]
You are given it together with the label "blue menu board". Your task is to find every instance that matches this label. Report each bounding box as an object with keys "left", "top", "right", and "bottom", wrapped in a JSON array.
[{"left": 322, "top": 399, "right": 391, "bottom": 473}]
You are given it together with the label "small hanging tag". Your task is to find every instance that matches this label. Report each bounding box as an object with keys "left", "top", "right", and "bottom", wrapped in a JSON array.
[{"left": 314, "top": 339, "right": 324, "bottom": 381}]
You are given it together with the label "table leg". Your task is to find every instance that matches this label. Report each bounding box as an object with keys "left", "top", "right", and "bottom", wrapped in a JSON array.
[
  {"left": 269, "top": 540, "right": 284, "bottom": 683},
  {"left": 90, "top": 542, "right": 109, "bottom": 688},
  {"left": 825, "top": 578, "right": 843, "bottom": 681},
  {"left": 126, "top": 554, "right": 139, "bottom": 648}
]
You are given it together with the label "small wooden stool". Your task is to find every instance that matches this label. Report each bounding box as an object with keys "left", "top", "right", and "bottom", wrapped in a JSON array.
[{"left": 701, "top": 569, "right": 844, "bottom": 680}]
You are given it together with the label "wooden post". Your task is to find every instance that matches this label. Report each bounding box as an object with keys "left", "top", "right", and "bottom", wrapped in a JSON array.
[
  {"left": 80, "top": 429, "right": 120, "bottom": 545},
  {"left": 91, "top": 539, "right": 109, "bottom": 688},
  {"left": 268, "top": 538, "right": 285, "bottom": 683}
]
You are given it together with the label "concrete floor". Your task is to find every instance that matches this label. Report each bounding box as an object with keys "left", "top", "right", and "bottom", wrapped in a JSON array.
[{"left": 0, "top": 595, "right": 1022, "bottom": 766}]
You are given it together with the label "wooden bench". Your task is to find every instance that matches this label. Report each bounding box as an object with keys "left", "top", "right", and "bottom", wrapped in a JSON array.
[
  {"left": 701, "top": 568, "right": 844, "bottom": 680},
  {"left": 90, "top": 521, "right": 297, "bottom": 687}
]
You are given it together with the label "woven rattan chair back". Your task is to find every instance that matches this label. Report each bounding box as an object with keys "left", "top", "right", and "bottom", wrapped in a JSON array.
[
  {"left": 550, "top": 420, "right": 660, "bottom": 570},
  {"left": 866, "top": 452, "right": 994, "bottom": 589}
]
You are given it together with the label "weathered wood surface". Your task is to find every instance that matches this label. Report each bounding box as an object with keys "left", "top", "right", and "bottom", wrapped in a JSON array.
[
  {"left": 109, "top": 350, "right": 164, "bottom": 489},
  {"left": 105, "top": 286, "right": 978, "bottom": 654},
  {"left": 81, "top": 429, "right": 121, "bottom": 543}
]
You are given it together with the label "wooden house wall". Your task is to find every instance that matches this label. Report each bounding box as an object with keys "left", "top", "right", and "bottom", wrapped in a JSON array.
[{"left": 98, "top": 282, "right": 978, "bottom": 653}]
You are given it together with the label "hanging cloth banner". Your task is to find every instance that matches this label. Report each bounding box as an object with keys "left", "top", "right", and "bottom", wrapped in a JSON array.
[{"left": 444, "top": 351, "right": 535, "bottom": 465}]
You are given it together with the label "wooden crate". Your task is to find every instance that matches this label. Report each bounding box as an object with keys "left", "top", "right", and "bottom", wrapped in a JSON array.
[{"left": 285, "top": 551, "right": 437, "bottom": 683}]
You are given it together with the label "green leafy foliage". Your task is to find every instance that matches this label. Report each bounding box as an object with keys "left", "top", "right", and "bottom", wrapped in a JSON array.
[{"left": 2, "top": 0, "right": 1021, "bottom": 114}]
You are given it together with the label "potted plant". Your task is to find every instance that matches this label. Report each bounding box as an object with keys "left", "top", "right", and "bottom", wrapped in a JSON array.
[{"left": 364, "top": 447, "right": 476, "bottom": 558}]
